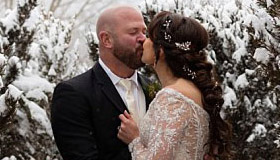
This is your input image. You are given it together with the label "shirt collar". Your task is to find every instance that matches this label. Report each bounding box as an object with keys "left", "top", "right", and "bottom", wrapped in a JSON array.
[{"left": 98, "top": 58, "right": 139, "bottom": 86}]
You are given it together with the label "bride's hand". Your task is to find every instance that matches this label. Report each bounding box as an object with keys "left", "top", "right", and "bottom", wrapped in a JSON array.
[{"left": 117, "top": 110, "right": 139, "bottom": 144}]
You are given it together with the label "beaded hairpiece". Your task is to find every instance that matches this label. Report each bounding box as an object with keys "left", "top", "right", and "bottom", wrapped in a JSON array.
[
  {"left": 162, "top": 17, "right": 172, "bottom": 42},
  {"left": 183, "top": 65, "right": 196, "bottom": 80},
  {"left": 175, "top": 41, "right": 191, "bottom": 51},
  {"left": 161, "top": 16, "right": 192, "bottom": 51},
  {"left": 213, "top": 81, "right": 221, "bottom": 109}
]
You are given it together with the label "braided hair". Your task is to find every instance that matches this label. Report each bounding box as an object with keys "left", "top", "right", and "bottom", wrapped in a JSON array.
[{"left": 148, "top": 11, "right": 232, "bottom": 159}]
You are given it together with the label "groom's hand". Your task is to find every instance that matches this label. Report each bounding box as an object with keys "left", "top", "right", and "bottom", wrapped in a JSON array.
[{"left": 117, "top": 110, "right": 139, "bottom": 144}]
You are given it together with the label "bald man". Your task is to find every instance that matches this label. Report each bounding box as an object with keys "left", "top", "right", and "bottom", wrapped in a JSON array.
[{"left": 51, "top": 5, "right": 153, "bottom": 160}]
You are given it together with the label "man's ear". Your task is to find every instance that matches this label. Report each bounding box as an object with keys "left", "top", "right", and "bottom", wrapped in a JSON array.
[{"left": 99, "top": 31, "right": 113, "bottom": 48}]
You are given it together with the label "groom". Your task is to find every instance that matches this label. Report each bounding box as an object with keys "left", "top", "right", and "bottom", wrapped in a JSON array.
[{"left": 51, "top": 5, "right": 152, "bottom": 160}]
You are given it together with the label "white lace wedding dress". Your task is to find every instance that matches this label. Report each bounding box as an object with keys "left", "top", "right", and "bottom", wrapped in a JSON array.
[{"left": 129, "top": 88, "right": 210, "bottom": 160}]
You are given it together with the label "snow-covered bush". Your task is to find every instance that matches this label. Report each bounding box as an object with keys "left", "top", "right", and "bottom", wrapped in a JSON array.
[
  {"left": 31, "top": 11, "right": 84, "bottom": 84},
  {"left": 0, "top": 0, "right": 87, "bottom": 159}
]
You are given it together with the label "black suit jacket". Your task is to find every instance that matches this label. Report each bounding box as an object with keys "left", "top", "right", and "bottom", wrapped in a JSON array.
[{"left": 51, "top": 62, "right": 153, "bottom": 160}]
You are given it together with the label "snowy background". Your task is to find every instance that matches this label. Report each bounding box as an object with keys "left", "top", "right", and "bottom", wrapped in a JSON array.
[{"left": 0, "top": 0, "right": 279, "bottom": 159}]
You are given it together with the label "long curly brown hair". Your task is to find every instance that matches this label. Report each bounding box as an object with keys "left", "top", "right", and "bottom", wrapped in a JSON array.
[{"left": 148, "top": 11, "right": 232, "bottom": 159}]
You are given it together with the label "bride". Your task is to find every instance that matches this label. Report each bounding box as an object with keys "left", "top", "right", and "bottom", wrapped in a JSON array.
[{"left": 117, "top": 11, "right": 232, "bottom": 160}]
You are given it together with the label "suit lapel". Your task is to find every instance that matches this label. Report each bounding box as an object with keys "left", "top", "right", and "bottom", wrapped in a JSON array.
[{"left": 92, "top": 62, "right": 127, "bottom": 113}]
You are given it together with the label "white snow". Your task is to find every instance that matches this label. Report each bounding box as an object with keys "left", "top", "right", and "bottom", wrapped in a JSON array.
[
  {"left": 266, "top": 0, "right": 274, "bottom": 7},
  {"left": 16, "top": 109, "right": 30, "bottom": 136},
  {"left": 26, "top": 99, "right": 53, "bottom": 136},
  {"left": 12, "top": 74, "right": 54, "bottom": 93},
  {"left": 0, "top": 54, "right": 6, "bottom": 66},
  {"left": 8, "top": 56, "right": 21, "bottom": 69},
  {"left": 234, "top": 73, "right": 249, "bottom": 89},
  {"left": 253, "top": 99, "right": 262, "bottom": 107},
  {"left": 253, "top": 47, "right": 271, "bottom": 64},
  {"left": 244, "top": 95, "right": 252, "bottom": 111},
  {"left": 26, "top": 141, "right": 35, "bottom": 154},
  {"left": 28, "top": 43, "right": 40, "bottom": 58},
  {"left": 7, "top": 84, "right": 23, "bottom": 100},
  {"left": 0, "top": 77, "right": 3, "bottom": 88},
  {"left": 232, "top": 47, "right": 247, "bottom": 63},
  {"left": 25, "top": 88, "right": 48, "bottom": 102},
  {"left": 225, "top": 72, "right": 235, "bottom": 84},
  {"left": 246, "top": 133, "right": 255, "bottom": 142},
  {"left": 0, "top": 9, "right": 19, "bottom": 34},
  {"left": 0, "top": 94, "right": 7, "bottom": 114},
  {"left": 245, "top": 69, "right": 255, "bottom": 75},
  {"left": 1, "top": 155, "right": 17, "bottom": 160},
  {"left": 277, "top": 56, "right": 280, "bottom": 69},
  {"left": 255, "top": 123, "right": 267, "bottom": 136},
  {"left": 263, "top": 96, "right": 275, "bottom": 110},
  {"left": 274, "top": 140, "right": 280, "bottom": 148},
  {"left": 247, "top": 123, "right": 267, "bottom": 142},
  {"left": 48, "top": 65, "right": 57, "bottom": 76},
  {"left": 18, "top": 0, "right": 27, "bottom": 7},
  {"left": 23, "top": 7, "right": 40, "bottom": 32},
  {"left": 223, "top": 86, "right": 237, "bottom": 109}
]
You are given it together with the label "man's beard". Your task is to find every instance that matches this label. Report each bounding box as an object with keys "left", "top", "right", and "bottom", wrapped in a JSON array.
[{"left": 113, "top": 42, "right": 144, "bottom": 70}]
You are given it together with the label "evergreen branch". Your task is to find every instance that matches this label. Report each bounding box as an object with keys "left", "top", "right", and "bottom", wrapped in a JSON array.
[
  {"left": 86, "top": 31, "right": 99, "bottom": 62},
  {"left": 0, "top": 105, "right": 16, "bottom": 133}
]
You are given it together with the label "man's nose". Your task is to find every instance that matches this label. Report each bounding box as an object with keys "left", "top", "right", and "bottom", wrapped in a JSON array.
[{"left": 137, "top": 33, "right": 146, "bottom": 43}]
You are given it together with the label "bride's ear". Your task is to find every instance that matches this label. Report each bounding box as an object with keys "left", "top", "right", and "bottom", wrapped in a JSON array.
[{"left": 159, "top": 47, "right": 165, "bottom": 60}]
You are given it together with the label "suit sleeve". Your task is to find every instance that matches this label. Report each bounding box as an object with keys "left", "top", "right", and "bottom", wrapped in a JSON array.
[{"left": 51, "top": 82, "right": 98, "bottom": 160}]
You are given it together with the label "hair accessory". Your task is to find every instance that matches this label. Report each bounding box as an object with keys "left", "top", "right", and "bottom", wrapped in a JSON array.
[
  {"left": 214, "top": 81, "right": 218, "bottom": 88},
  {"left": 215, "top": 103, "right": 220, "bottom": 107},
  {"left": 162, "top": 18, "right": 172, "bottom": 42},
  {"left": 163, "top": 19, "right": 172, "bottom": 29},
  {"left": 161, "top": 16, "right": 194, "bottom": 51},
  {"left": 164, "top": 32, "right": 172, "bottom": 42},
  {"left": 183, "top": 65, "right": 196, "bottom": 80},
  {"left": 175, "top": 41, "right": 191, "bottom": 51}
]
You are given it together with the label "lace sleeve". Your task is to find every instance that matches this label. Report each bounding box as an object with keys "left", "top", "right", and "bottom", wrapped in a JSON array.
[{"left": 128, "top": 90, "right": 195, "bottom": 160}]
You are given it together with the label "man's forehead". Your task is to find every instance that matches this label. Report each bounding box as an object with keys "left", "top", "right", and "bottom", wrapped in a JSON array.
[
  {"left": 114, "top": 11, "right": 146, "bottom": 28},
  {"left": 116, "top": 9, "right": 142, "bottom": 20},
  {"left": 124, "top": 22, "right": 147, "bottom": 30}
]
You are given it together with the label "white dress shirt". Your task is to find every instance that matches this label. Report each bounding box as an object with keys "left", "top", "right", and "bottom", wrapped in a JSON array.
[{"left": 98, "top": 59, "right": 146, "bottom": 124}]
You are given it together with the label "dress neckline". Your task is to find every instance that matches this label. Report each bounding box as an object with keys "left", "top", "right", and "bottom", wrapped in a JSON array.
[{"left": 158, "top": 87, "right": 209, "bottom": 117}]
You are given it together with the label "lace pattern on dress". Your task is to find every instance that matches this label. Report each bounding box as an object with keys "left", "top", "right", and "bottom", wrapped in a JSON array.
[{"left": 129, "top": 88, "right": 210, "bottom": 160}]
